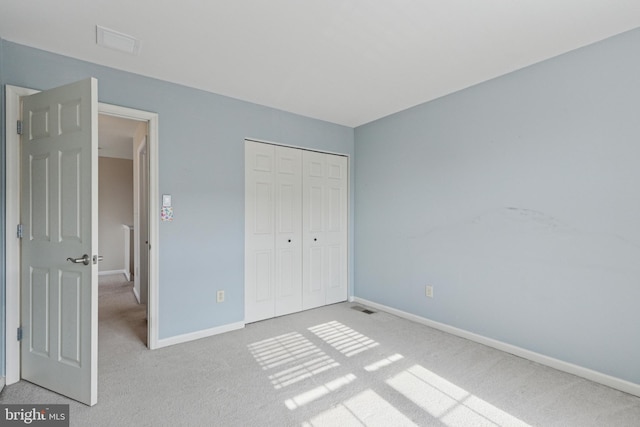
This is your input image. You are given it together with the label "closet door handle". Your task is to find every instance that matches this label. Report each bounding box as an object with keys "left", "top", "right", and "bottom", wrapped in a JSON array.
[{"left": 288, "top": 239, "right": 291, "bottom": 243}]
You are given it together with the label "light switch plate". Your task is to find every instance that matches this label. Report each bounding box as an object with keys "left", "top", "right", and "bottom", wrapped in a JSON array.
[{"left": 162, "top": 194, "right": 172, "bottom": 207}]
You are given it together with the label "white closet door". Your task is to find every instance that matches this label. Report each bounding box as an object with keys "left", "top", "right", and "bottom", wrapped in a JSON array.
[
  {"left": 324, "top": 154, "right": 348, "bottom": 305},
  {"left": 302, "top": 151, "right": 325, "bottom": 310},
  {"left": 274, "top": 146, "right": 302, "bottom": 316},
  {"left": 246, "top": 141, "right": 347, "bottom": 322},
  {"left": 245, "top": 141, "right": 276, "bottom": 322},
  {"left": 245, "top": 141, "right": 303, "bottom": 322},
  {"left": 302, "top": 151, "right": 348, "bottom": 309}
]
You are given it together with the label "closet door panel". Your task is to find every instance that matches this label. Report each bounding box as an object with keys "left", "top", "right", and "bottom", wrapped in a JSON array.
[
  {"left": 302, "top": 151, "right": 327, "bottom": 310},
  {"left": 324, "top": 154, "right": 348, "bottom": 305},
  {"left": 274, "top": 146, "right": 302, "bottom": 316},
  {"left": 254, "top": 251, "right": 273, "bottom": 302},
  {"left": 327, "top": 245, "right": 342, "bottom": 286},
  {"left": 245, "top": 141, "right": 276, "bottom": 322}
]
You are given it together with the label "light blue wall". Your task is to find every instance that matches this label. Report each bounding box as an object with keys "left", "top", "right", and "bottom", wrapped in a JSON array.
[
  {"left": 354, "top": 28, "right": 640, "bottom": 384},
  {"left": 0, "top": 40, "right": 355, "bottom": 340}
]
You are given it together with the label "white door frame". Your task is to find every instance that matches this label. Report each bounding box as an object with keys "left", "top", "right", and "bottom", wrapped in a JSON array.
[
  {"left": 133, "top": 137, "right": 148, "bottom": 304},
  {"left": 5, "top": 84, "right": 161, "bottom": 384}
]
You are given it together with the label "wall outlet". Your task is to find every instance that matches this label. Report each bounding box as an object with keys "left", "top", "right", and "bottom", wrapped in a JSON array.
[
  {"left": 425, "top": 285, "right": 433, "bottom": 298},
  {"left": 216, "top": 290, "right": 225, "bottom": 303}
]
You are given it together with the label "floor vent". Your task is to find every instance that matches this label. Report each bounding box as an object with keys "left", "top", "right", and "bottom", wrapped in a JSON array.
[{"left": 351, "top": 306, "right": 375, "bottom": 315}]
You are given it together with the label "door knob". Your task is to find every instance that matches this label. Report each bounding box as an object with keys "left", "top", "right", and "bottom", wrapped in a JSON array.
[
  {"left": 67, "top": 254, "right": 90, "bottom": 265},
  {"left": 93, "top": 255, "right": 104, "bottom": 264}
]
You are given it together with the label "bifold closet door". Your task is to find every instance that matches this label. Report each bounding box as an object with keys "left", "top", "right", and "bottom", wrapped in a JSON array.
[
  {"left": 302, "top": 151, "right": 348, "bottom": 310},
  {"left": 245, "top": 141, "right": 302, "bottom": 323},
  {"left": 274, "top": 147, "right": 302, "bottom": 317}
]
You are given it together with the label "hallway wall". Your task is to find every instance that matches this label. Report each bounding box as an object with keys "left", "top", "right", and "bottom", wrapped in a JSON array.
[{"left": 98, "top": 157, "right": 134, "bottom": 274}]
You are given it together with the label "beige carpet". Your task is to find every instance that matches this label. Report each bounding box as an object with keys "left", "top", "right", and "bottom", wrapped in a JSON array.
[{"left": 1, "top": 274, "right": 639, "bottom": 426}]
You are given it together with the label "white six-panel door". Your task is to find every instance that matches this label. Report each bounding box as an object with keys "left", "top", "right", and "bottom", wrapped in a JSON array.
[
  {"left": 245, "top": 141, "right": 347, "bottom": 322},
  {"left": 302, "top": 151, "right": 348, "bottom": 309},
  {"left": 301, "top": 151, "right": 325, "bottom": 309},
  {"left": 322, "top": 153, "right": 348, "bottom": 305},
  {"left": 21, "top": 78, "right": 98, "bottom": 406},
  {"left": 274, "top": 147, "right": 303, "bottom": 317},
  {"left": 245, "top": 142, "right": 277, "bottom": 322},
  {"left": 245, "top": 141, "right": 303, "bottom": 322}
]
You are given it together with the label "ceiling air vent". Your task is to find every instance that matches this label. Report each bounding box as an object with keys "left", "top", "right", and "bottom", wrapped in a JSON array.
[{"left": 96, "top": 25, "right": 140, "bottom": 55}]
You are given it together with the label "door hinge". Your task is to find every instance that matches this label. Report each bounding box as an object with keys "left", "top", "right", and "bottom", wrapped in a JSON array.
[
  {"left": 17, "top": 224, "right": 24, "bottom": 239},
  {"left": 17, "top": 120, "right": 23, "bottom": 135},
  {"left": 17, "top": 327, "right": 23, "bottom": 341}
]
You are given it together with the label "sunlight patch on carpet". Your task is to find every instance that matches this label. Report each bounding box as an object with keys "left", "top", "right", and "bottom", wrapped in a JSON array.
[
  {"left": 308, "top": 321, "right": 379, "bottom": 357},
  {"left": 302, "top": 389, "right": 419, "bottom": 427},
  {"left": 285, "top": 373, "right": 357, "bottom": 410},
  {"left": 268, "top": 355, "right": 340, "bottom": 389},
  {"left": 248, "top": 332, "right": 325, "bottom": 370},
  {"left": 248, "top": 332, "right": 340, "bottom": 390},
  {"left": 387, "top": 364, "right": 531, "bottom": 427},
  {"left": 364, "top": 353, "right": 404, "bottom": 372}
]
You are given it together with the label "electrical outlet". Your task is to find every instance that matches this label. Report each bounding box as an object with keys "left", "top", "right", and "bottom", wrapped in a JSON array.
[
  {"left": 425, "top": 285, "right": 433, "bottom": 298},
  {"left": 216, "top": 290, "right": 225, "bottom": 303}
]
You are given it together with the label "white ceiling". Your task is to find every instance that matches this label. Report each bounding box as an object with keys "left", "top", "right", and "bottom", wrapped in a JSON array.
[{"left": 2, "top": 1, "right": 639, "bottom": 127}]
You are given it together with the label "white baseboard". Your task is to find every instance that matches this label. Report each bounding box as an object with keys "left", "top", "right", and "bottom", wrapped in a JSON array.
[
  {"left": 99, "top": 269, "right": 127, "bottom": 278},
  {"left": 155, "top": 322, "right": 245, "bottom": 349},
  {"left": 353, "top": 297, "right": 640, "bottom": 398}
]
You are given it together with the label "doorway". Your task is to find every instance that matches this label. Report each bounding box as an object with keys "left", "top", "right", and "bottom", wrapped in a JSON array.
[
  {"left": 4, "top": 85, "right": 161, "bottom": 387},
  {"left": 97, "top": 113, "right": 150, "bottom": 345}
]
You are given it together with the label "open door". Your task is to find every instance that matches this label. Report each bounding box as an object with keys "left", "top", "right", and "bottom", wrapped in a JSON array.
[{"left": 20, "top": 78, "right": 99, "bottom": 406}]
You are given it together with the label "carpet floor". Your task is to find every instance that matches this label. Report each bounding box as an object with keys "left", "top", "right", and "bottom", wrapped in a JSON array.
[{"left": 1, "top": 274, "right": 639, "bottom": 426}]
